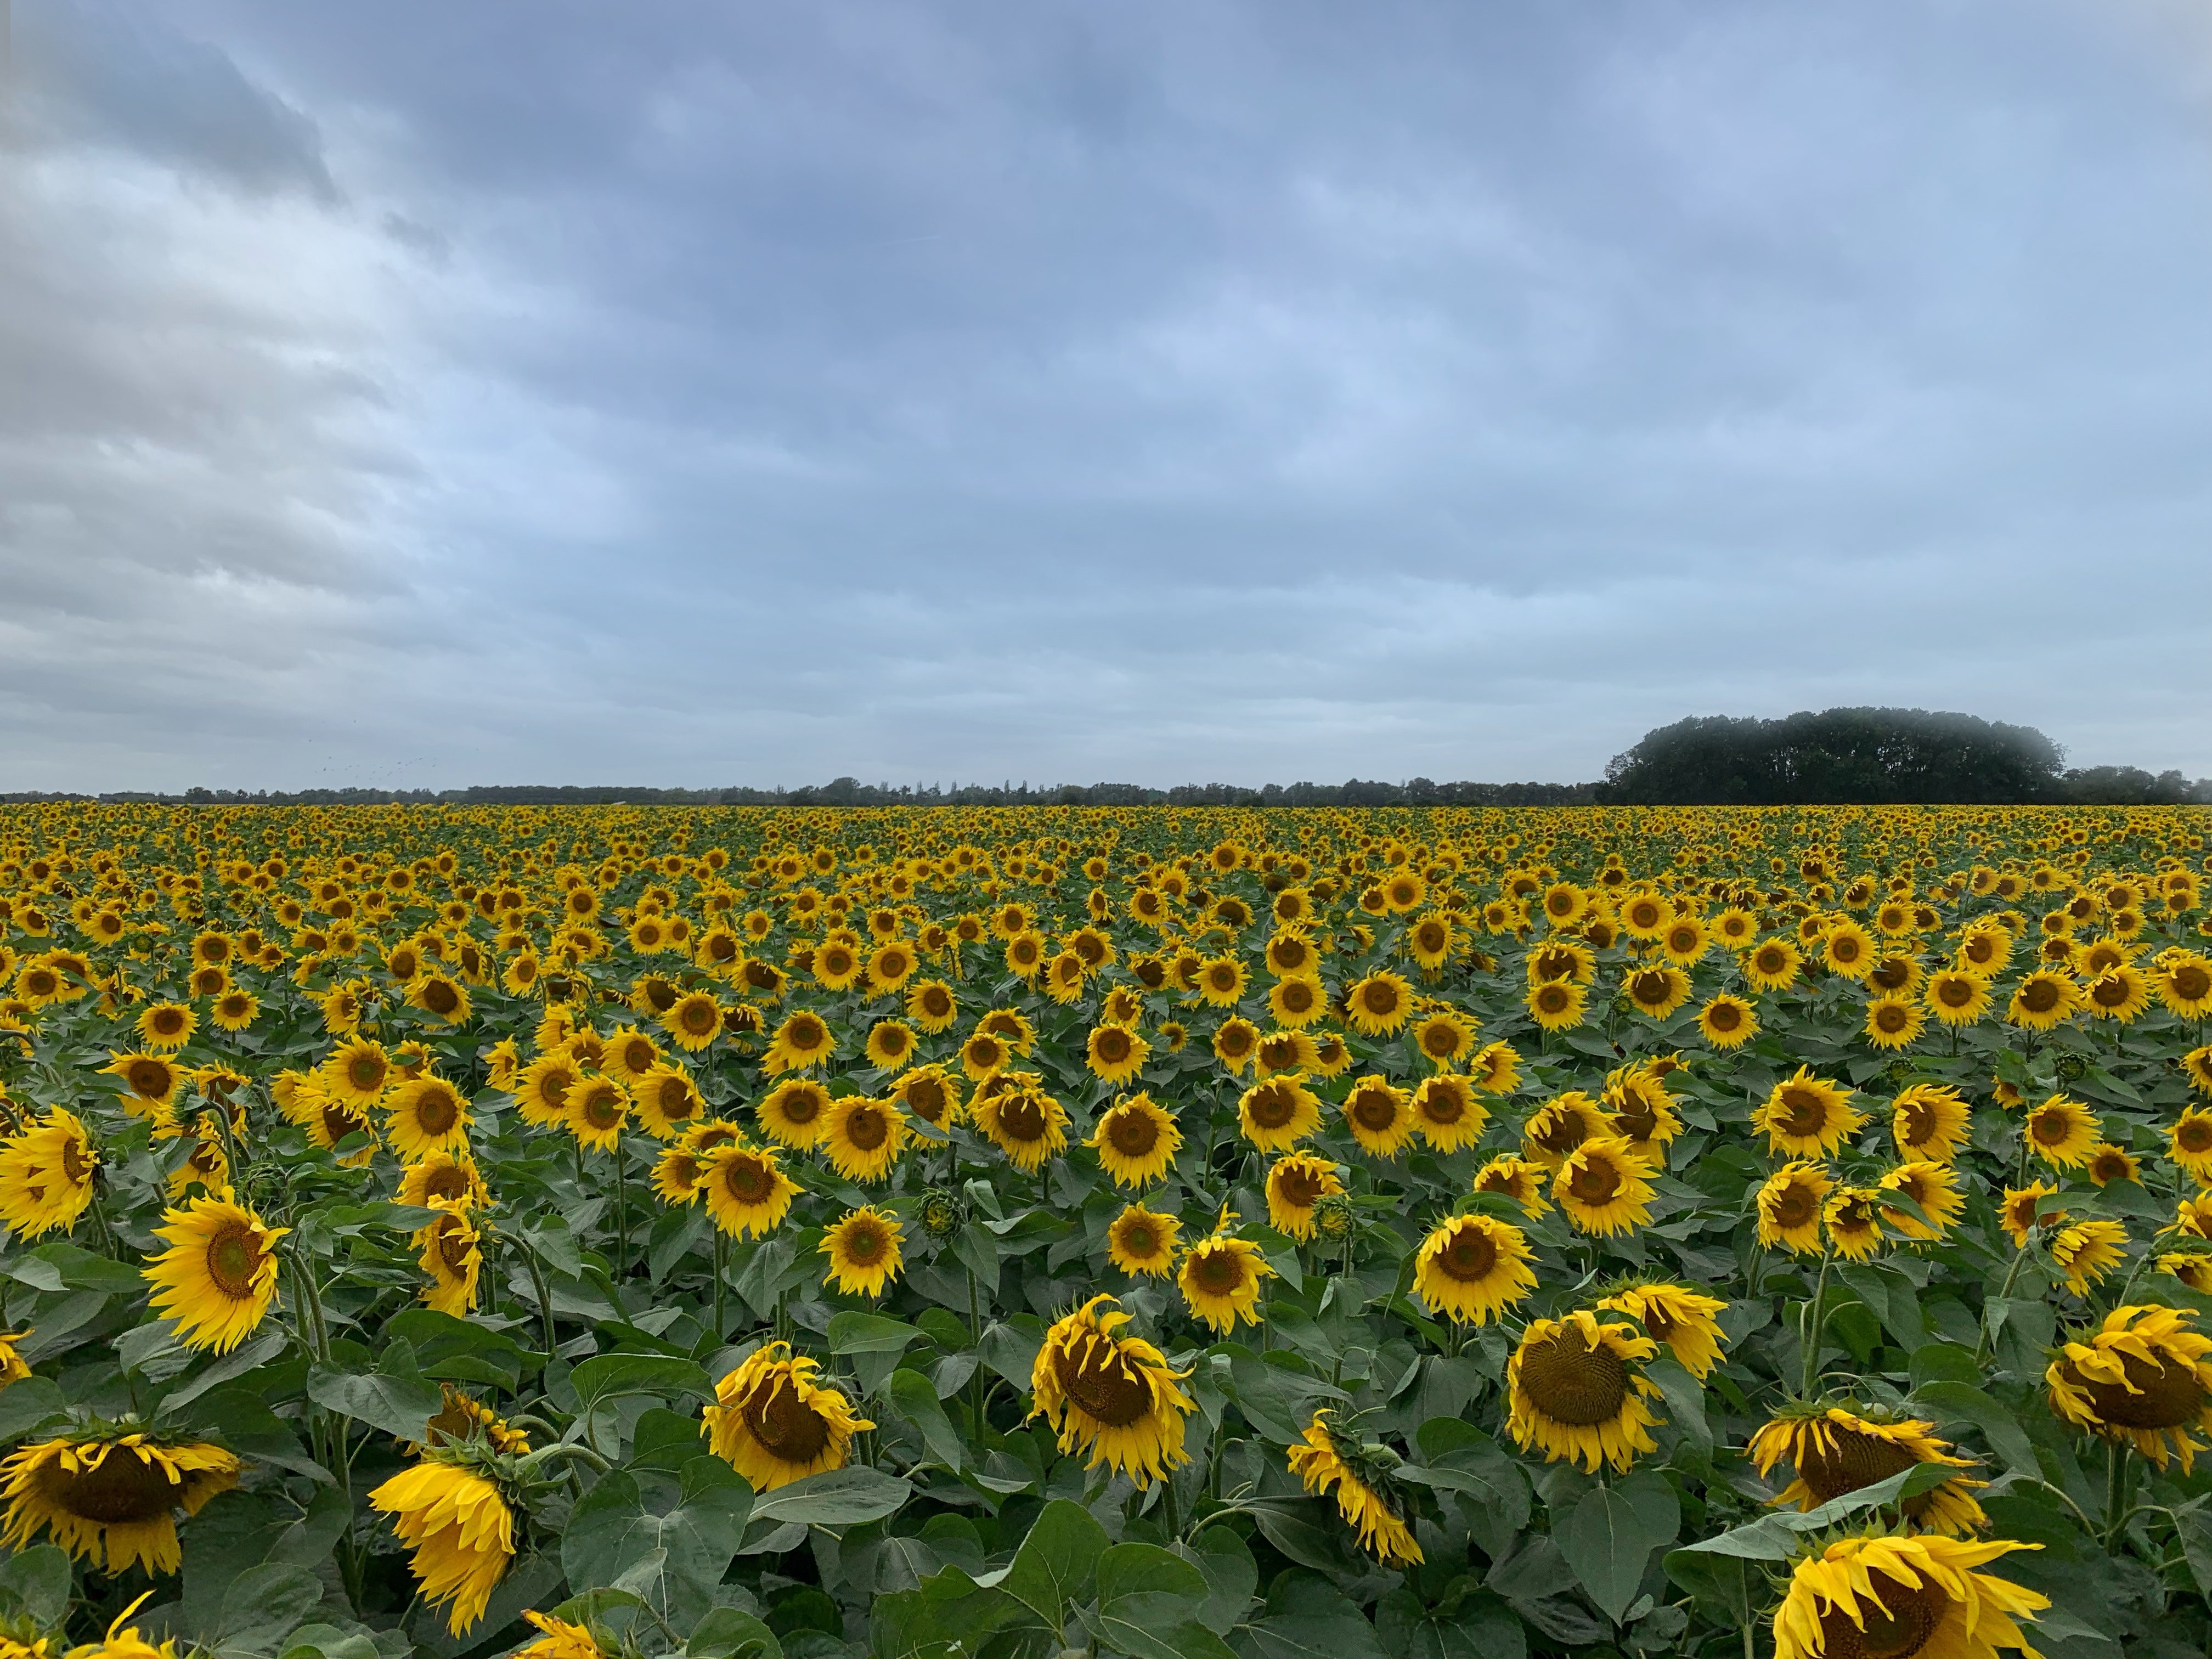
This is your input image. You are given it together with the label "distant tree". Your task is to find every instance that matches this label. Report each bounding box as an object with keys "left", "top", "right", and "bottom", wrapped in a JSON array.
[{"left": 1602, "top": 708, "right": 2069, "bottom": 804}]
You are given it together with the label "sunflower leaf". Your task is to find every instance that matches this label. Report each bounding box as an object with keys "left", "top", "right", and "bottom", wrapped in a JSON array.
[
  {"left": 990, "top": 1497, "right": 1107, "bottom": 1632},
  {"left": 303, "top": 1358, "right": 441, "bottom": 1443},
  {"left": 1556, "top": 1472, "right": 1679, "bottom": 1624}
]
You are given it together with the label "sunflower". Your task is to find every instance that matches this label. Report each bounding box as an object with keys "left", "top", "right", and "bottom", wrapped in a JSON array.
[
  {"left": 2085, "top": 1141, "right": 2141, "bottom": 1187},
  {"left": 1525, "top": 977, "right": 1587, "bottom": 1031},
  {"left": 959, "top": 1030, "right": 1010, "bottom": 1081},
  {"left": 703, "top": 1341, "right": 874, "bottom": 1491},
  {"left": 1474, "top": 1153, "right": 1551, "bottom": 1216},
  {"left": 889, "top": 1063, "right": 963, "bottom": 1131},
  {"left": 1745, "top": 936, "right": 1803, "bottom": 992},
  {"left": 416, "top": 1205, "right": 482, "bottom": 1316},
  {"left": 1108, "top": 1203, "right": 1181, "bottom": 1277},
  {"left": 136, "top": 1002, "right": 195, "bottom": 1051},
  {"left": 1506, "top": 1310, "right": 1663, "bottom": 1472},
  {"left": 320, "top": 1037, "right": 392, "bottom": 1109},
  {"left": 1757, "top": 1068, "right": 1863, "bottom": 1158},
  {"left": 1825, "top": 1186, "right": 1887, "bottom": 1261},
  {"left": 2050, "top": 1220, "right": 2128, "bottom": 1295},
  {"left": 974, "top": 1077, "right": 1069, "bottom": 1172},
  {"left": 101, "top": 1051, "right": 183, "bottom": 1116},
  {"left": 1999, "top": 1182, "right": 2062, "bottom": 1249},
  {"left": 1749, "top": 1405, "right": 1988, "bottom": 1535},
  {"left": 1861, "top": 995, "right": 1925, "bottom": 1052},
  {"left": 1468, "top": 1039, "right": 1522, "bottom": 1094},
  {"left": 562, "top": 1074, "right": 629, "bottom": 1153},
  {"left": 1212, "top": 1016, "right": 1261, "bottom": 1074},
  {"left": 756, "top": 1079, "right": 831, "bottom": 1148},
  {"left": 1086, "top": 1093, "right": 1182, "bottom": 1188},
  {"left": 2163, "top": 1252, "right": 2212, "bottom": 1292},
  {"left": 1415, "top": 1213, "right": 1536, "bottom": 1324},
  {"left": 1697, "top": 992, "right": 1759, "bottom": 1049},
  {"left": 2156, "top": 952, "right": 2212, "bottom": 1018},
  {"left": 515, "top": 1612, "right": 601, "bottom": 1659},
  {"left": 1267, "top": 975, "right": 1327, "bottom": 1029},
  {"left": 1343, "top": 970, "right": 1414, "bottom": 1036},
  {"left": 1254, "top": 1028, "right": 1322, "bottom": 1077},
  {"left": 1876, "top": 1161, "right": 1964, "bottom": 1243},
  {"left": 1195, "top": 956, "right": 1248, "bottom": 1007},
  {"left": 2082, "top": 964, "right": 2151, "bottom": 1024},
  {"left": 1769, "top": 1532, "right": 2047, "bottom": 1659},
  {"left": 1085, "top": 1022, "right": 1150, "bottom": 1085},
  {"left": 0, "top": 1110, "right": 98, "bottom": 1239},
  {"left": 821, "top": 1205, "right": 905, "bottom": 1297},
  {"left": 1596, "top": 1282, "right": 1729, "bottom": 1379},
  {"left": 143, "top": 1194, "right": 287, "bottom": 1352},
  {"left": 2024, "top": 1093, "right": 2099, "bottom": 1170},
  {"left": 1757, "top": 1162, "right": 1835, "bottom": 1255},
  {"left": 1286, "top": 1411, "right": 1422, "bottom": 1566},
  {"left": 0, "top": 1431, "right": 240, "bottom": 1575},
  {"left": 864, "top": 1020, "right": 917, "bottom": 1070},
  {"left": 1822, "top": 920, "right": 1878, "bottom": 980},
  {"left": 624, "top": 1062, "right": 700, "bottom": 1140},
  {"left": 764, "top": 1010, "right": 834, "bottom": 1074},
  {"left": 1178, "top": 1229, "right": 1273, "bottom": 1333},
  {"left": 1521, "top": 1091, "right": 1615, "bottom": 1169},
  {"left": 398, "top": 1150, "right": 489, "bottom": 1212},
  {"left": 515, "top": 1052, "right": 581, "bottom": 1130},
  {"left": 1603, "top": 1064, "right": 1683, "bottom": 1161},
  {"left": 1266, "top": 1154, "right": 1344, "bottom": 1240},
  {"left": 1410, "top": 1074, "right": 1487, "bottom": 1152},
  {"left": 819, "top": 1096, "right": 909, "bottom": 1183},
  {"left": 906, "top": 978, "right": 959, "bottom": 1034},
  {"left": 1411, "top": 1010, "right": 1476, "bottom": 1070},
  {"left": 0, "top": 1329, "right": 27, "bottom": 1390},
  {"left": 1238, "top": 1074, "right": 1322, "bottom": 1152},
  {"left": 2187, "top": 1046, "right": 2212, "bottom": 1098},
  {"left": 1340, "top": 1075, "right": 1414, "bottom": 1158},
  {"left": 2007, "top": 970, "right": 2078, "bottom": 1031},
  {"left": 1031, "top": 1295, "right": 1194, "bottom": 1488},
  {"left": 384, "top": 1075, "right": 471, "bottom": 1161},
  {"left": 2163, "top": 1111, "right": 2212, "bottom": 1188},
  {"left": 1923, "top": 969, "right": 1994, "bottom": 1028},
  {"left": 1891, "top": 1084, "right": 1971, "bottom": 1164},
  {"left": 1553, "top": 1137, "right": 1656, "bottom": 1237},
  {"left": 368, "top": 1458, "right": 516, "bottom": 1633},
  {"left": 1624, "top": 965, "right": 1691, "bottom": 1020}
]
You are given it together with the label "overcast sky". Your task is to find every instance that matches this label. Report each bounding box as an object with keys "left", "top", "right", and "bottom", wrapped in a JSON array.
[{"left": 5, "top": 0, "right": 2211, "bottom": 793}]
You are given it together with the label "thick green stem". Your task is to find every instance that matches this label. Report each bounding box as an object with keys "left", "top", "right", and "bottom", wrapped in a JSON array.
[
  {"left": 1799, "top": 1251, "right": 1835, "bottom": 1397},
  {"left": 517, "top": 1235, "right": 560, "bottom": 1357},
  {"left": 1972, "top": 1248, "right": 2031, "bottom": 1367},
  {"left": 2105, "top": 1442, "right": 2131, "bottom": 1547}
]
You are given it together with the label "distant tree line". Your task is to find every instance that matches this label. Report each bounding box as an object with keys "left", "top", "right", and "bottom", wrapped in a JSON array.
[{"left": 1600, "top": 708, "right": 2212, "bottom": 805}]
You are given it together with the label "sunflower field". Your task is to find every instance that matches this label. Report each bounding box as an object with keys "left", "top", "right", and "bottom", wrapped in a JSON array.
[{"left": 1, "top": 802, "right": 2211, "bottom": 1659}]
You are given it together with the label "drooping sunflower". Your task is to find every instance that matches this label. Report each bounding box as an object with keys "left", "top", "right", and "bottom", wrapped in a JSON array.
[
  {"left": 1756, "top": 1068, "right": 1863, "bottom": 1158},
  {"left": 2007, "top": 970, "right": 2079, "bottom": 1031},
  {"left": 1748, "top": 1405, "right": 1987, "bottom": 1535},
  {"left": 1466, "top": 1039, "right": 1522, "bottom": 1095},
  {"left": 1474, "top": 1153, "right": 1551, "bottom": 1216},
  {"left": 1107, "top": 1203, "right": 1181, "bottom": 1277},
  {"left": 1876, "top": 1161, "right": 1965, "bottom": 1243},
  {"left": 2049, "top": 1220, "right": 2128, "bottom": 1295},
  {"left": 1086, "top": 1093, "right": 1183, "bottom": 1188},
  {"left": 1757, "top": 1161, "right": 1835, "bottom": 1255},
  {"left": 1999, "top": 1181, "right": 2062, "bottom": 1250},
  {"left": 415, "top": 1204, "right": 482, "bottom": 1317},
  {"left": 0, "top": 1110, "right": 98, "bottom": 1239},
  {"left": 1266, "top": 1154, "right": 1344, "bottom": 1240},
  {"left": 1238, "top": 1074, "right": 1322, "bottom": 1153},
  {"left": 1343, "top": 970, "right": 1414, "bottom": 1036},
  {"left": 974, "top": 1077, "right": 1070, "bottom": 1172},
  {"left": 820, "top": 1205, "right": 905, "bottom": 1297},
  {"left": 1596, "top": 1282, "right": 1730, "bottom": 1379},
  {"left": 0, "top": 1430, "right": 240, "bottom": 1575},
  {"left": 0, "top": 1329, "right": 28, "bottom": 1390},
  {"left": 368, "top": 1457, "right": 516, "bottom": 1633},
  {"left": 143, "top": 1194, "right": 287, "bottom": 1352},
  {"left": 703, "top": 1341, "right": 873, "bottom": 1492},
  {"left": 1178, "top": 1228, "right": 1273, "bottom": 1333},
  {"left": 1505, "top": 1310, "right": 1664, "bottom": 1472},
  {"left": 1415, "top": 1213, "right": 1536, "bottom": 1324},
  {"left": 385, "top": 1075, "right": 472, "bottom": 1161},
  {"left": 2024, "top": 1093, "right": 2099, "bottom": 1170},
  {"left": 1340, "top": 1075, "right": 1414, "bottom": 1158},
  {"left": 764, "top": 1010, "right": 834, "bottom": 1074},
  {"left": 1552, "top": 1137, "right": 1657, "bottom": 1237},
  {"left": 514, "top": 1611, "right": 602, "bottom": 1659},
  {"left": 756, "top": 1079, "right": 832, "bottom": 1159},
  {"left": 1286, "top": 1410, "right": 1422, "bottom": 1567},
  {"left": 820, "top": 1096, "right": 911, "bottom": 1183},
  {"left": 1889, "top": 1084, "right": 1971, "bottom": 1164},
  {"left": 1521, "top": 1091, "right": 1615, "bottom": 1169},
  {"left": 1769, "top": 1532, "right": 2047, "bottom": 1659},
  {"left": 1031, "top": 1295, "right": 1194, "bottom": 1488}
]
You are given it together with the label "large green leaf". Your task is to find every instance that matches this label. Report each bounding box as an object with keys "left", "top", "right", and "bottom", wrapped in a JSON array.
[
  {"left": 747, "top": 1465, "right": 912, "bottom": 1528},
  {"left": 984, "top": 1497, "right": 1107, "bottom": 1632},
  {"left": 561, "top": 1455, "right": 755, "bottom": 1628},
  {"left": 1554, "top": 1472, "right": 1679, "bottom": 1624}
]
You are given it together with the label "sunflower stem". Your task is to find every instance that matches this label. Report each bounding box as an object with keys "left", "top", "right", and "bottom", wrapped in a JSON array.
[
  {"left": 1798, "top": 1250, "right": 1834, "bottom": 1397},
  {"left": 516, "top": 1233, "right": 560, "bottom": 1358},
  {"left": 967, "top": 1268, "right": 987, "bottom": 1442},
  {"left": 613, "top": 1139, "right": 629, "bottom": 1275},
  {"left": 2104, "top": 1441, "right": 2131, "bottom": 1546},
  {"left": 712, "top": 1227, "right": 727, "bottom": 1339},
  {"left": 1972, "top": 1246, "right": 2030, "bottom": 1367}
]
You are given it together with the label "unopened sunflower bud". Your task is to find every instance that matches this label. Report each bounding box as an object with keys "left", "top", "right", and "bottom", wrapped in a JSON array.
[{"left": 1312, "top": 1193, "right": 1357, "bottom": 1242}]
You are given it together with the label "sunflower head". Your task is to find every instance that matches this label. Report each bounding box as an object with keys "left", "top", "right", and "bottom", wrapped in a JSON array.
[
  {"left": 820, "top": 1205, "right": 905, "bottom": 1297},
  {"left": 1505, "top": 1309, "right": 1664, "bottom": 1472},
  {"left": 1030, "top": 1295, "right": 1194, "bottom": 1488},
  {"left": 703, "top": 1341, "right": 873, "bottom": 1492},
  {"left": 1107, "top": 1203, "right": 1181, "bottom": 1278},
  {"left": 2046, "top": 1303, "right": 2212, "bottom": 1470},
  {"left": 1086, "top": 1093, "right": 1183, "bottom": 1188},
  {"left": 1757, "top": 1068, "right": 1863, "bottom": 1158},
  {"left": 143, "top": 1195, "right": 287, "bottom": 1353},
  {"left": 1770, "top": 1532, "right": 2047, "bottom": 1659},
  {"left": 1178, "top": 1231, "right": 1273, "bottom": 1333},
  {"left": 1757, "top": 1161, "right": 1835, "bottom": 1255},
  {"left": 1747, "top": 1403, "right": 1987, "bottom": 1535},
  {"left": 1286, "top": 1410, "right": 1423, "bottom": 1567},
  {"left": 0, "top": 1430, "right": 241, "bottom": 1576},
  {"left": 1415, "top": 1213, "right": 1536, "bottom": 1325}
]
